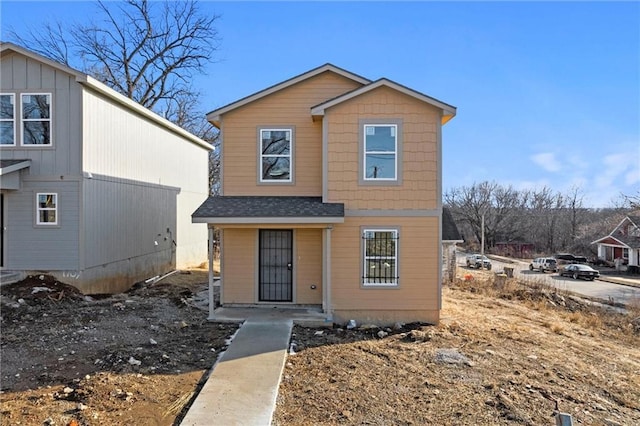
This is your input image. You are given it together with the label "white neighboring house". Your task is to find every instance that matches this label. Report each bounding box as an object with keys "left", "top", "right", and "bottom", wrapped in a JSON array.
[
  {"left": 0, "top": 42, "right": 212, "bottom": 293},
  {"left": 591, "top": 215, "right": 640, "bottom": 270}
]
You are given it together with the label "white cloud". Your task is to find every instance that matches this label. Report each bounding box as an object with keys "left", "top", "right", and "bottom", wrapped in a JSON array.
[
  {"left": 595, "top": 152, "right": 640, "bottom": 189},
  {"left": 531, "top": 152, "right": 561, "bottom": 173}
]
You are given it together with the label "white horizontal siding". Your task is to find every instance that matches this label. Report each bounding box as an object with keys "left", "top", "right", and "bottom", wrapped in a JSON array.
[
  {"left": 81, "top": 88, "right": 210, "bottom": 269},
  {"left": 81, "top": 88, "right": 209, "bottom": 193},
  {"left": 82, "top": 177, "right": 178, "bottom": 269}
]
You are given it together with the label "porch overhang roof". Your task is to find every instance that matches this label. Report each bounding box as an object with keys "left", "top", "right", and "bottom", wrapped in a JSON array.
[
  {"left": 591, "top": 235, "right": 629, "bottom": 248},
  {"left": 192, "top": 196, "right": 345, "bottom": 224},
  {"left": 0, "top": 159, "right": 31, "bottom": 190},
  {"left": 0, "top": 159, "right": 31, "bottom": 175}
]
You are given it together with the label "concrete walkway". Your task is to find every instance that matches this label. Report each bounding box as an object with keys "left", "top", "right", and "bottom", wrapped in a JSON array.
[{"left": 180, "top": 315, "right": 294, "bottom": 426}]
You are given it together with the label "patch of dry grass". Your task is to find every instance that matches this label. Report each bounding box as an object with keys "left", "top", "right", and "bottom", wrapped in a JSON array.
[
  {"left": 448, "top": 270, "right": 639, "bottom": 343},
  {"left": 276, "top": 279, "right": 640, "bottom": 425}
]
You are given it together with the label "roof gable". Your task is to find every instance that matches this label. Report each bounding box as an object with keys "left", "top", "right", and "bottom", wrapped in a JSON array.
[
  {"left": 1, "top": 42, "right": 84, "bottom": 79},
  {"left": 206, "top": 63, "right": 370, "bottom": 126},
  {"left": 611, "top": 215, "right": 640, "bottom": 236},
  {"left": 442, "top": 208, "right": 463, "bottom": 242},
  {"left": 310, "top": 78, "right": 457, "bottom": 125}
]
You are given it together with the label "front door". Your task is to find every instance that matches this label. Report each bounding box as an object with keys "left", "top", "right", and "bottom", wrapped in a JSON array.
[{"left": 259, "top": 229, "right": 293, "bottom": 302}]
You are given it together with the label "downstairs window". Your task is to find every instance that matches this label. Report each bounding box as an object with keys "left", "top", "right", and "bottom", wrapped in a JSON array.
[
  {"left": 36, "top": 193, "right": 58, "bottom": 225},
  {"left": 362, "top": 229, "right": 399, "bottom": 286}
]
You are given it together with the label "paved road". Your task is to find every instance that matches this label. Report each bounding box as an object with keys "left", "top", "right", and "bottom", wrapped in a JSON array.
[{"left": 458, "top": 256, "right": 640, "bottom": 306}]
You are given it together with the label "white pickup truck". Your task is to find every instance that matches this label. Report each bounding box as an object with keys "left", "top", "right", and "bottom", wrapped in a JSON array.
[{"left": 466, "top": 254, "right": 492, "bottom": 270}]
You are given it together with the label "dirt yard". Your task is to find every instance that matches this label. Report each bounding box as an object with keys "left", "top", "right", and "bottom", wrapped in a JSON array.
[
  {"left": 2, "top": 268, "right": 639, "bottom": 425},
  {"left": 0, "top": 270, "right": 239, "bottom": 426}
]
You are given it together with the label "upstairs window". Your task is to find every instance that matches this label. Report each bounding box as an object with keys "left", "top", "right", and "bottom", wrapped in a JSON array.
[
  {"left": 36, "top": 193, "right": 58, "bottom": 225},
  {"left": 364, "top": 124, "right": 397, "bottom": 180},
  {"left": 22, "top": 93, "right": 52, "bottom": 145},
  {"left": 260, "top": 129, "right": 292, "bottom": 182},
  {"left": 0, "top": 94, "right": 15, "bottom": 145},
  {"left": 362, "top": 229, "right": 399, "bottom": 286}
]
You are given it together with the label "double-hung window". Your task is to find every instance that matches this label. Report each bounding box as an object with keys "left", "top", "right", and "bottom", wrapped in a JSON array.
[
  {"left": 0, "top": 94, "right": 15, "bottom": 145},
  {"left": 362, "top": 229, "right": 399, "bottom": 286},
  {"left": 22, "top": 93, "right": 52, "bottom": 145},
  {"left": 364, "top": 124, "right": 397, "bottom": 181},
  {"left": 36, "top": 193, "right": 58, "bottom": 225},
  {"left": 260, "top": 128, "right": 292, "bottom": 182}
]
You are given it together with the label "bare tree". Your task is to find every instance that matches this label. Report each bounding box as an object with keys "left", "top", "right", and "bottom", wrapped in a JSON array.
[
  {"left": 446, "top": 179, "right": 640, "bottom": 260},
  {"left": 620, "top": 190, "right": 640, "bottom": 210},
  {"left": 8, "top": 0, "right": 221, "bottom": 193}
]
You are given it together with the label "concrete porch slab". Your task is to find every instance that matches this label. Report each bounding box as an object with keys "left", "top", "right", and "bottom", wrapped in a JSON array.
[{"left": 210, "top": 306, "right": 333, "bottom": 327}]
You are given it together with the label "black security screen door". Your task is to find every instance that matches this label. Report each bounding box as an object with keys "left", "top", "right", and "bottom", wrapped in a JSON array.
[{"left": 259, "top": 230, "right": 293, "bottom": 302}]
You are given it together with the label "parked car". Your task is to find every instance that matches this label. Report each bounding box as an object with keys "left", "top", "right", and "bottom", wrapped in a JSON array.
[
  {"left": 529, "top": 257, "right": 558, "bottom": 273},
  {"left": 554, "top": 253, "right": 587, "bottom": 265},
  {"left": 466, "top": 254, "right": 492, "bottom": 270},
  {"left": 560, "top": 264, "right": 600, "bottom": 281}
]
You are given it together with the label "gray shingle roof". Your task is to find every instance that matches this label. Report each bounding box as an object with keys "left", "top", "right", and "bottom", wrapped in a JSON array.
[
  {"left": 442, "top": 207, "right": 463, "bottom": 241},
  {"left": 192, "top": 196, "right": 344, "bottom": 219}
]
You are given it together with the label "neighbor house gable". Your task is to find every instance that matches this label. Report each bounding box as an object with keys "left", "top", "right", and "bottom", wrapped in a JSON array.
[
  {"left": 0, "top": 42, "right": 211, "bottom": 152},
  {"left": 591, "top": 215, "right": 640, "bottom": 248}
]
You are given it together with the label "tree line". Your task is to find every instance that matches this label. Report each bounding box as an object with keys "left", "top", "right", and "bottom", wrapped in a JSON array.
[{"left": 445, "top": 181, "right": 637, "bottom": 258}]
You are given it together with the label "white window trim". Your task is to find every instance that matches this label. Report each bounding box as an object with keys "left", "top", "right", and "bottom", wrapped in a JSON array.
[
  {"left": 363, "top": 124, "right": 397, "bottom": 181},
  {"left": 362, "top": 228, "right": 399, "bottom": 287},
  {"left": 0, "top": 93, "right": 16, "bottom": 146},
  {"left": 36, "top": 192, "right": 58, "bottom": 226},
  {"left": 259, "top": 128, "right": 293, "bottom": 183},
  {"left": 21, "top": 93, "right": 52, "bottom": 146}
]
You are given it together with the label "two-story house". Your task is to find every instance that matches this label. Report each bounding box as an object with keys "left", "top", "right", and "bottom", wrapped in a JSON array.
[
  {"left": 192, "top": 64, "right": 456, "bottom": 325},
  {"left": 592, "top": 215, "right": 640, "bottom": 270},
  {"left": 0, "top": 42, "right": 212, "bottom": 293}
]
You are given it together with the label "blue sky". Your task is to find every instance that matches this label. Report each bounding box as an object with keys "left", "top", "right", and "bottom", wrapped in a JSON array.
[{"left": 2, "top": 1, "right": 639, "bottom": 207}]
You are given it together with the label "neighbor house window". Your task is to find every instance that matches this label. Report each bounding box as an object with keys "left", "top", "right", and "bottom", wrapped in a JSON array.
[
  {"left": 36, "top": 193, "right": 58, "bottom": 225},
  {"left": 363, "top": 229, "right": 399, "bottom": 286},
  {"left": 22, "top": 93, "right": 52, "bottom": 145},
  {"left": 260, "top": 128, "right": 292, "bottom": 182},
  {"left": 364, "top": 124, "right": 397, "bottom": 180},
  {"left": 0, "top": 94, "right": 15, "bottom": 145}
]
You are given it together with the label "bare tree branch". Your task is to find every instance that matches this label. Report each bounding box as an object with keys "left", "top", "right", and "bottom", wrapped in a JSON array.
[{"left": 8, "top": 0, "right": 222, "bottom": 194}]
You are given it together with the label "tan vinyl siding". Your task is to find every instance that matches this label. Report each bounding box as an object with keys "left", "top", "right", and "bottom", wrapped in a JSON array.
[
  {"left": 294, "top": 229, "right": 323, "bottom": 304},
  {"left": 326, "top": 86, "right": 440, "bottom": 210},
  {"left": 331, "top": 216, "right": 440, "bottom": 324},
  {"left": 221, "top": 228, "right": 257, "bottom": 303},
  {"left": 221, "top": 72, "right": 362, "bottom": 196},
  {"left": 220, "top": 227, "right": 323, "bottom": 305}
]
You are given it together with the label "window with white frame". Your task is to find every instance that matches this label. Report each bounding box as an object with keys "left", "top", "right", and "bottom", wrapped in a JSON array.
[
  {"left": 0, "top": 94, "right": 15, "bottom": 145},
  {"left": 36, "top": 193, "right": 58, "bottom": 225},
  {"left": 22, "top": 93, "right": 52, "bottom": 145},
  {"left": 260, "top": 128, "right": 291, "bottom": 182},
  {"left": 362, "top": 229, "right": 399, "bottom": 286},
  {"left": 364, "top": 124, "right": 397, "bottom": 180}
]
